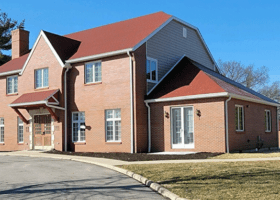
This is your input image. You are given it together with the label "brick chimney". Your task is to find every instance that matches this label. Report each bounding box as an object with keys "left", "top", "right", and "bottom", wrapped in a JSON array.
[{"left": 11, "top": 29, "right": 29, "bottom": 59}]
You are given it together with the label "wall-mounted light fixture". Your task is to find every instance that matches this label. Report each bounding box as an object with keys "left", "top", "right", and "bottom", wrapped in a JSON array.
[
  {"left": 196, "top": 109, "right": 201, "bottom": 117},
  {"left": 165, "top": 111, "right": 169, "bottom": 118}
]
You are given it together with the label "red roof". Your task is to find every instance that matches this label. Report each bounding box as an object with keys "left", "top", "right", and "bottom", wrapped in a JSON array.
[
  {"left": 65, "top": 12, "right": 171, "bottom": 60},
  {"left": 0, "top": 53, "right": 29, "bottom": 74},
  {"left": 11, "top": 89, "right": 59, "bottom": 105}
]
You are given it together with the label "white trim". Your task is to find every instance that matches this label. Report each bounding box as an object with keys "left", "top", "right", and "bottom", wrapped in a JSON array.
[
  {"left": 145, "top": 92, "right": 229, "bottom": 103},
  {"left": 146, "top": 57, "right": 158, "bottom": 82},
  {"left": 84, "top": 60, "right": 102, "bottom": 84},
  {"left": 105, "top": 109, "right": 122, "bottom": 142},
  {"left": 9, "top": 100, "right": 47, "bottom": 107},
  {"left": 132, "top": 18, "right": 173, "bottom": 51},
  {"left": 72, "top": 111, "right": 86, "bottom": 143},
  {"left": 145, "top": 91, "right": 280, "bottom": 107},
  {"left": 20, "top": 31, "right": 64, "bottom": 75},
  {"left": 228, "top": 93, "right": 280, "bottom": 107},
  {"left": 235, "top": 105, "right": 244, "bottom": 132},
  {"left": 0, "top": 69, "right": 21, "bottom": 77},
  {"left": 147, "top": 55, "right": 185, "bottom": 96},
  {"left": 66, "top": 48, "right": 133, "bottom": 64},
  {"left": 6, "top": 75, "right": 18, "bottom": 94},
  {"left": 127, "top": 51, "right": 134, "bottom": 153},
  {"left": 171, "top": 106, "right": 195, "bottom": 149},
  {"left": 265, "top": 109, "right": 272, "bottom": 132}
]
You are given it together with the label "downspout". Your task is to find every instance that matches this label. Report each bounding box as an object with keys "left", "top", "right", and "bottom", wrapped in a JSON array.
[
  {"left": 127, "top": 51, "right": 134, "bottom": 154},
  {"left": 145, "top": 102, "right": 151, "bottom": 153},
  {"left": 64, "top": 64, "right": 71, "bottom": 152},
  {"left": 225, "top": 95, "right": 231, "bottom": 153}
]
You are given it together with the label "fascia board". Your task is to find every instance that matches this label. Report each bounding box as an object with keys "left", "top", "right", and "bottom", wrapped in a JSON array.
[
  {"left": 9, "top": 100, "right": 47, "bottom": 107},
  {"left": 0, "top": 69, "right": 22, "bottom": 77},
  {"left": 65, "top": 48, "right": 133, "bottom": 64},
  {"left": 20, "top": 30, "right": 64, "bottom": 75},
  {"left": 145, "top": 92, "right": 229, "bottom": 103},
  {"left": 229, "top": 93, "right": 280, "bottom": 107}
]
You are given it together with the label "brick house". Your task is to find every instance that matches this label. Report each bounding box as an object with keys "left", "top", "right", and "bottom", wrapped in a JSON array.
[{"left": 0, "top": 12, "right": 278, "bottom": 153}]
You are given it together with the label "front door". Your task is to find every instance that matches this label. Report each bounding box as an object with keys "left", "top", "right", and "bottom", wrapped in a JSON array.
[
  {"left": 34, "top": 115, "right": 52, "bottom": 146},
  {"left": 171, "top": 107, "right": 194, "bottom": 148}
]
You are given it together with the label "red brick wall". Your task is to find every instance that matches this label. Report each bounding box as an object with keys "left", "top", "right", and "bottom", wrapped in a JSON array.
[
  {"left": 133, "top": 43, "right": 148, "bottom": 153},
  {"left": 68, "top": 54, "right": 132, "bottom": 152},
  {"left": 228, "top": 99, "right": 278, "bottom": 152},
  {"left": 149, "top": 98, "right": 226, "bottom": 153},
  {"left": 0, "top": 36, "right": 64, "bottom": 151}
]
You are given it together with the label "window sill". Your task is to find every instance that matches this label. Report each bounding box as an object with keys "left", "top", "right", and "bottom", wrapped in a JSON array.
[
  {"left": 265, "top": 131, "right": 272, "bottom": 133},
  {"left": 6, "top": 93, "right": 18, "bottom": 96},
  {"left": 84, "top": 82, "right": 102, "bottom": 86},
  {"left": 34, "top": 87, "right": 49, "bottom": 91},
  {"left": 73, "top": 142, "right": 86, "bottom": 145},
  {"left": 105, "top": 142, "right": 122, "bottom": 144},
  {"left": 147, "top": 80, "right": 158, "bottom": 84},
  {"left": 236, "top": 130, "right": 245, "bottom": 134}
]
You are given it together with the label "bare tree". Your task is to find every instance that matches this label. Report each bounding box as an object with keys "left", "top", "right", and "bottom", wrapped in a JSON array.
[
  {"left": 218, "top": 59, "right": 269, "bottom": 90},
  {"left": 259, "top": 81, "right": 280, "bottom": 102}
]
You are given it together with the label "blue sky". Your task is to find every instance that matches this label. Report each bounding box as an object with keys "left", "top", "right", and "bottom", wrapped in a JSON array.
[{"left": 2, "top": 0, "right": 280, "bottom": 83}]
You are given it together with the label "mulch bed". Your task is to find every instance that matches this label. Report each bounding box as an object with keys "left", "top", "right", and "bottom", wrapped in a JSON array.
[{"left": 45, "top": 150, "right": 222, "bottom": 161}]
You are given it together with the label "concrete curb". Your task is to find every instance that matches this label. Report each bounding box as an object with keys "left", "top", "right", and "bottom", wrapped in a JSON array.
[{"left": 0, "top": 153, "right": 188, "bottom": 200}]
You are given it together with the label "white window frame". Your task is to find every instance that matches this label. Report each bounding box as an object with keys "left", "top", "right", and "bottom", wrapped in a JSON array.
[
  {"left": 265, "top": 110, "right": 271, "bottom": 132},
  {"left": 35, "top": 68, "right": 49, "bottom": 89},
  {"left": 72, "top": 112, "right": 86, "bottom": 142},
  {"left": 105, "top": 109, "right": 121, "bottom": 142},
  {"left": 146, "top": 57, "right": 158, "bottom": 83},
  {"left": 171, "top": 106, "right": 194, "bottom": 149},
  {"left": 235, "top": 105, "right": 244, "bottom": 131},
  {"left": 18, "top": 117, "right": 24, "bottom": 143},
  {"left": 84, "top": 61, "right": 102, "bottom": 84},
  {"left": 0, "top": 118, "right": 4, "bottom": 143},
  {"left": 6, "top": 75, "right": 18, "bottom": 94}
]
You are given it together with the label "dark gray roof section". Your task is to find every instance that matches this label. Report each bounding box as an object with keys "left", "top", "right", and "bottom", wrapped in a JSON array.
[{"left": 191, "top": 60, "right": 278, "bottom": 104}]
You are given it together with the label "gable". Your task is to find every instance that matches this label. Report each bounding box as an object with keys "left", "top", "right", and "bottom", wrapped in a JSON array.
[{"left": 147, "top": 57, "right": 224, "bottom": 99}]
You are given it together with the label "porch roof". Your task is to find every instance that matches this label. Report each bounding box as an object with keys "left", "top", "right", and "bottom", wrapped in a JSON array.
[{"left": 9, "top": 89, "right": 59, "bottom": 107}]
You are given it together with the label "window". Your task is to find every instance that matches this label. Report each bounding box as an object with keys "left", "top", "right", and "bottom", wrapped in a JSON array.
[
  {"left": 265, "top": 110, "right": 271, "bottom": 132},
  {"left": 171, "top": 106, "right": 194, "bottom": 148},
  {"left": 146, "top": 57, "right": 158, "bottom": 82},
  {"left": 235, "top": 105, "right": 244, "bottom": 131},
  {"left": 0, "top": 118, "right": 4, "bottom": 143},
  {"left": 106, "top": 109, "right": 121, "bottom": 142},
  {"left": 7, "top": 75, "right": 18, "bottom": 94},
  {"left": 35, "top": 68, "right": 48, "bottom": 88},
  {"left": 85, "top": 61, "right": 102, "bottom": 84},
  {"left": 72, "top": 112, "right": 85, "bottom": 142},
  {"left": 18, "top": 117, "right": 23, "bottom": 143}
]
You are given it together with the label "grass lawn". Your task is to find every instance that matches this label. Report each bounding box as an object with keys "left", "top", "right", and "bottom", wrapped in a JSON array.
[
  {"left": 211, "top": 152, "right": 280, "bottom": 159},
  {"left": 120, "top": 161, "right": 280, "bottom": 199}
]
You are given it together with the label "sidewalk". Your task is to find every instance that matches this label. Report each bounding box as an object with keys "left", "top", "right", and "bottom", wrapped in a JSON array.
[{"left": 1, "top": 150, "right": 280, "bottom": 165}]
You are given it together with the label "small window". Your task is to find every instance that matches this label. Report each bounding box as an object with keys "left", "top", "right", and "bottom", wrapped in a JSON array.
[
  {"left": 7, "top": 75, "right": 18, "bottom": 94},
  {"left": 35, "top": 68, "right": 48, "bottom": 89},
  {"left": 0, "top": 118, "right": 4, "bottom": 143},
  {"left": 235, "top": 105, "right": 244, "bottom": 131},
  {"left": 146, "top": 57, "right": 158, "bottom": 82},
  {"left": 265, "top": 110, "right": 271, "bottom": 132},
  {"left": 18, "top": 117, "right": 24, "bottom": 143},
  {"left": 85, "top": 61, "right": 102, "bottom": 84},
  {"left": 106, "top": 109, "right": 121, "bottom": 142},
  {"left": 72, "top": 112, "right": 85, "bottom": 142},
  {"left": 183, "top": 27, "right": 187, "bottom": 38}
]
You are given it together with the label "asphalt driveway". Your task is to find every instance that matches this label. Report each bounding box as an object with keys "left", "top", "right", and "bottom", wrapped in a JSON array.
[{"left": 0, "top": 156, "right": 166, "bottom": 200}]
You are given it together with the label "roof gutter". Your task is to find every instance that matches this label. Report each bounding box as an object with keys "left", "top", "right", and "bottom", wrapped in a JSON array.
[
  {"left": 144, "top": 92, "right": 280, "bottom": 107},
  {"left": 0, "top": 69, "right": 22, "bottom": 77},
  {"left": 66, "top": 48, "right": 133, "bottom": 64}
]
